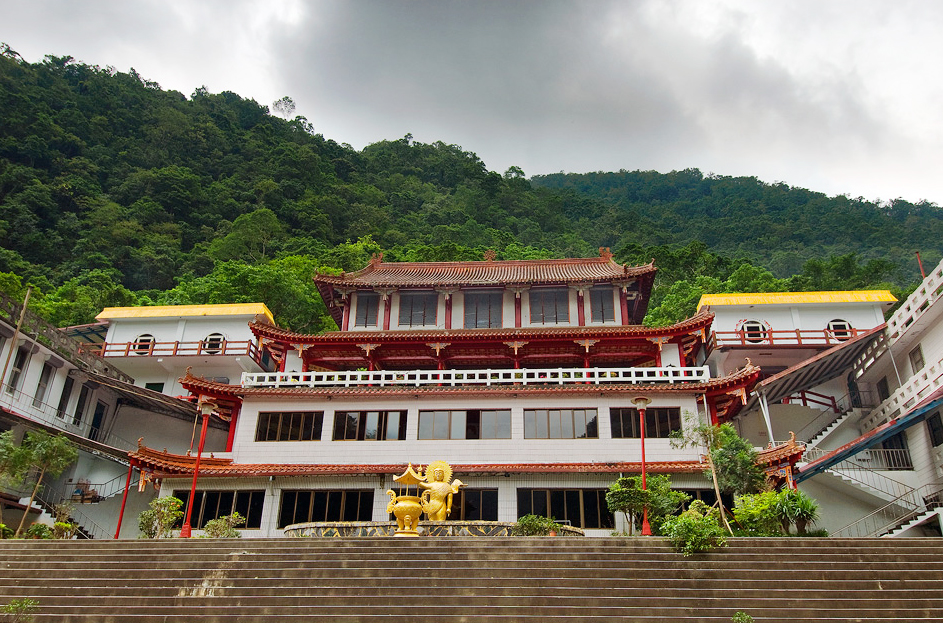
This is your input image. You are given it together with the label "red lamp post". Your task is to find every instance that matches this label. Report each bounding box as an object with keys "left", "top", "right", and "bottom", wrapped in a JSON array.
[
  {"left": 633, "top": 395, "right": 652, "bottom": 536},
  {"left": 180, "top": 397, "right": 217, "bottom": 538}
]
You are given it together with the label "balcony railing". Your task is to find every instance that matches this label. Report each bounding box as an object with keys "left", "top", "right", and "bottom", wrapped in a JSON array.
[
  {"left": 83, "top": 339, "right": 263, "bottom": 362},
  {"left": 711, "top": 328, "right": 866, "bottom": 348},
  {"left": 861, "top": 353, "right": 943, "bottom": 431},
  {"left": 242, "top": 366, "right": 711, "bottom": 389},
  {"left": 887, "top": 256, "right": 943, "bottom": 343}
]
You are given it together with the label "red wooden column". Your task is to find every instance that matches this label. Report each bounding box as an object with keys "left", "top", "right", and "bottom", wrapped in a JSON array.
[
  {"left": 341, "top": 299, "right": 351, "bottom": 331},
  {"left": 577, "top": 290, "right": 586, "bottom": 326},
  {"left": 225, "top": 402, "right": 241, "bottom": 452},
  {"left": 380, "top": 290, "right": 394, "bottom": 331},
  {"left": 619, "top": 289, "right": 629, "bottom": 325},
  {"left": 113, "top": 461, "right": 137, "bottom": 539}
]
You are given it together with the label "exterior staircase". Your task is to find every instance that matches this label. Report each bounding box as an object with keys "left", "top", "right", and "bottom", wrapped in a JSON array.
[
  {"left": 884, "top": 508, "right": 943, "bottom": 537},
  {"left": 2, "top": 537, "right": 943, "bottom": 622}
]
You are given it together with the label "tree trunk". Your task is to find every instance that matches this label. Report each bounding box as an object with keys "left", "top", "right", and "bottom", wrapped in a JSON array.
[
  {"left": 15, "top": 468, "right": 45, "bottom": 538},
  {"left": 705, "top": 453, "right": 734, "bottom": 535}
]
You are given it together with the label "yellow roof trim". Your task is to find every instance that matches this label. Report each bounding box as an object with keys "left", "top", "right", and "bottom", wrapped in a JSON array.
[
  {"left": 96, "top": 303, "right": 275, "bottom": 324},
  {"left": 697, "top": 290, "right": 897, "bottom": 310}
]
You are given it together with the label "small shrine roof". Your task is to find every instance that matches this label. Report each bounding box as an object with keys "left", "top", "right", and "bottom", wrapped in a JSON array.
[
  {"left": 756, "top": 432, "right": 805, "bottom": 465},
  {"left": 315, "top": 254, "right": 655, "bottom": 289}
]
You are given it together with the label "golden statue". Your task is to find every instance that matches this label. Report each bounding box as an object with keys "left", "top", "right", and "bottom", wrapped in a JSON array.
[{"left": 420, "top": 460, "right": 464, "bottom": 521}]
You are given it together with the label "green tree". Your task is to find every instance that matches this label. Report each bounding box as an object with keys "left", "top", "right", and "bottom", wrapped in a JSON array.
[
  {"left": 138, "top": 496, "right": 183, "bottom": 539},
  {"left": 0, "top": 430, "right": 31, "bottom": 527},
  {"left": 14, "top": 431, "right": 78, "bottom": 537},
  {"left": 606, "top": 474, "right": 689, "bottom": 535}
]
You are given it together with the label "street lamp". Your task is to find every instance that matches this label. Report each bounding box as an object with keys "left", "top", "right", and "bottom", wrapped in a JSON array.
[
  {"left": 632, "top": 395, "right": 652, "bottom": 536},
  {"left": 180, "top": 397, "right": 218, "bottom": 538}
]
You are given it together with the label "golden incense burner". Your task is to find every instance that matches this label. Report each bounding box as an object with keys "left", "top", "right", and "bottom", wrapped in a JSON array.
[{"left": 386, "top": 461, "right": 465, "bottom": 537}]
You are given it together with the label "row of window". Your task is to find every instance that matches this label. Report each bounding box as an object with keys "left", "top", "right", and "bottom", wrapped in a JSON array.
[
  {"left": 175, "top": 487, "right": 615, "bottom": 530},
  {"left": 2, "top": 343, "right": 108, "bottom": 439},
  {"left": 354, "top": 287, "right": 618, "bottom": 328},
  {"left": 255, "top": 408, "right": 682, "bottom": 442}
]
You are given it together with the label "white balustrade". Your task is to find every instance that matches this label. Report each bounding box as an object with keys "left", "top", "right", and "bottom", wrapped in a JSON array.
[{"left": 241, "top": 366, "right": 711, "bottom": 389}]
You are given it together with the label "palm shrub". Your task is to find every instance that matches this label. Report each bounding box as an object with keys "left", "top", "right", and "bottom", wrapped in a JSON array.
[{"left": 776, "top": 489, "right": 820, "bottom": 534}]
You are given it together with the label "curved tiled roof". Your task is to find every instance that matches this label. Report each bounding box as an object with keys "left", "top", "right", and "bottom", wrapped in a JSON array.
[
  {"left": 316, "top": 256, "right": 656, "bottom": 288},
  {"left": 249, "top": 309, "right": 714, "bottom": 344},
  {"left": 179, "top": 361, "right": 759, "bottom": 401}
]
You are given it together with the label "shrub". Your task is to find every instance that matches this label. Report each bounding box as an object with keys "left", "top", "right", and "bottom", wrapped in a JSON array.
[
  {"left": 0, "top": 524, "right": 13, "bottom": 539},
  {"left": 52, "top": 521, "right": 78, "bottom": 539},
  {"left": 732, "top": 491, "right": 782, "bottom": 536},
  {"left": 138, "top": 496, "right": 183, "bottom": 539},
  {"left": 24, "top": 523, "right": 52, "bottom": 539},
  {"left": 732, "top": 612, "right": 754, "bottom": 623},
  {"left": 511, "top": 514, "right": 561, "bottom": 536},
  {"left": 200, "top": 512, "right": 245, "bottom": 538},
  {"left": 662, "top": 502, "right": 727, "bottom": 556},
  {"left": 776, "top": 489, "right": 820, "bottom": 534},
  {"left": 1, "top": 598, "right": 39, "bottom": 623}
]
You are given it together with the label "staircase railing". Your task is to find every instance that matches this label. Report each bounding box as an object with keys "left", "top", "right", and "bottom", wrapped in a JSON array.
[
  {"left": 68, "top": 471, "right": 141, "bottom": 503},
  {"left": 35, "top": 483, "right": 112, "bottom": 540},
  {"left": 831, "top": 482, "right": 943, "bottom": 538},
  {"left": 805, "top": 445, "right": 914, "bottom": 473}
]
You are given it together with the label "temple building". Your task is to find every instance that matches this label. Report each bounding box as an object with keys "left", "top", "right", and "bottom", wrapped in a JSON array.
[{"left": 123, "top": 251, "right": 759, "bottom": 536}]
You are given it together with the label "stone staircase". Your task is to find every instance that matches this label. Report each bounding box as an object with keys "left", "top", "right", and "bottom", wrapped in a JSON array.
[{"left": 2, "top": 537, "right": 943, "bottom": 622}]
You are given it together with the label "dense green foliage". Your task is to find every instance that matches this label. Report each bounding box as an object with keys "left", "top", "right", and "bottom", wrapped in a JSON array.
[
  {"left": 138, "top": 496, "right": 183, "bottom": 539},
  {"left": 605, "top": 474, "right": 689, "bottom": 535},
  {"left": 0, "top": 48, "right": 934, "bottom": 329},
  {"left": 661, "top": 499, "right": 727, "bottom": 556}
]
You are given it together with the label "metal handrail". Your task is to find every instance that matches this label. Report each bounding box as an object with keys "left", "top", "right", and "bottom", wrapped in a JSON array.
[
  {"left": 805, "top": 446, "right": 914, "bottom": 472},
  {"left": 242, "top": 366, "right": 711, "bottom": 389},
  {"left": 831, "top": 482, "right": 943, "bottom": 538},
  {"left": 69, "top": 471, "right": 140, "bottom": 501},
  {"left": 32, "top": 483, "right": 113, "bottom": 540}
]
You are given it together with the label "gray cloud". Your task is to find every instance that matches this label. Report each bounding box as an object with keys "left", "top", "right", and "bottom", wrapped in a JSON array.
[{"left": 2, "top": 0, "right": 943, "bottom": 201}]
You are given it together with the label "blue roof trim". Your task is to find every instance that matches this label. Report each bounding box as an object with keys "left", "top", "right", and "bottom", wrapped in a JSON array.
[{"left": 795, "top": 395, "right": 943, "bottom": 482}]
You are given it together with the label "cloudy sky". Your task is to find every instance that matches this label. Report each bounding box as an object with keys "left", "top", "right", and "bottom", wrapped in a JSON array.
[{"left": 4, "top": 0, "right": 943, "bottom": 203}]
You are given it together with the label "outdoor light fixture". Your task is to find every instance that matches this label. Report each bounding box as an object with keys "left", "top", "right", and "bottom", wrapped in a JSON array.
[{"left": 632, "top": 395, "right": 653, "bottom": 536}]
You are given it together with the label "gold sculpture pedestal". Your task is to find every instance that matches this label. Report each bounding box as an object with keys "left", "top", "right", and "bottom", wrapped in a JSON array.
[{"left": 386, "top": 461, "right": 464, "bottom": 537}]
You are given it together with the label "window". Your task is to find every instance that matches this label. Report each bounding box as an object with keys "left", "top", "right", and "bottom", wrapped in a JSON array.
[
  {"left": 144, "top": 382, "right": 165, "bottom": 393},
  {"left": 610, "top": 407, "right": 681, "bottom": 438},
  {"left": 590, "top": 286, "right": 615, "bottom": 323},
  {"left": 910, "top": 345, "right": 926, "bottom": 374},
  {"left": 32, "top": 362, "right": 54, "bottom": 407},
  {"left": 517, "top": 488, "right": 614, "bottom": 529},
  {"left": 927, "top": 412, "right": 943, "bottom": 448},
  {"left": 56, "top": 376, "right": 74, "bottom": 419},
  {"left": 5, "top": 346, "right": 30, "bottom": 394},
  {"left": 464, "top": 291, "right": 503, "bottom": 328},
  {"left": 418, "top": 410, "right": 511, "bottom": 440},
  {"left": 332, "top": 411, "right": 406, "bottom": 441},
  {"left": 452, "top": 489, "right": 499, "bottom": 521},
  {"left": 72, "top": 384, "right": 92, "bottom": 425},
  {"left": 354, "top": 292, "right": 380, "bottom": 327},
  {"left": 876, "top": 377, "right": 890, "bottom": 402},
  {"left": 174, "top": 489, "right": 264, "bottom": 529},
  {"left": 740, "top": 321, "right": 768, "bottom": 344},
  {"left": 278, "top": 490, "right": 374, "bottom": 527},
  {"left": 133, "top": 334, "right": 155, "bottom": 355},
  {"left": 398, "top": 292, "right": 437, "bottom": 327},
  {"left": 524, "top": 409, "right": 598, "bottom": 439},
  {"left": 529, "top": 288, "right": 569, "bottom": 324},
  {"left": 827, "top": 319, "right": 853, "bottom": 341},
  {"left": 201, "top": 333, "right": 225, "bottom": 354},
  {"left": 256, "top": 411, "right": 324, "bottom": 441}
]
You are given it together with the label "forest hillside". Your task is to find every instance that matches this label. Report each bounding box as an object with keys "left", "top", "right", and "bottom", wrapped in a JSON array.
[{"left": 0, "top": 48, "right": 939, "bottom": 330}]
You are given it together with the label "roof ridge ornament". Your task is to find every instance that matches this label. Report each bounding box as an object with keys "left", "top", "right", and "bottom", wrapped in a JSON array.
[
  {"left": 599, "top": 247, "right": 613, "bottom": 261},
  {"left": 483, "top": 249, "right": 497, "bottom": 261}
]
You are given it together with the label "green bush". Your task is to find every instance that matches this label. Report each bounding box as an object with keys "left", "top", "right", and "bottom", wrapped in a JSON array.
[
  {"left": 662, "top": 503, "right": 727, "bottom": 556},
  {"left": 1, "top": 598, "right": 39, "bottom": 623},
  {"left": 732, "top": 612, "right": 754, "bottom": 623},
  {"left": 24, "top": 523, "right": 52, "bottom": 539},
  {"left": 138, "top": 496, "right": 183, "bottom": 539},
  {"left": 776, "top": 489, "right": 820, "bottom": 534},
  {"left": 52, "top": 521, "right": 78, "bottom": 539},
  {"left": 0, "top": 524, "right": 13, "bottom": 539},
  {"left": 200, "top": 512, "right": 245, "bottom": 538},
  {"left": 511, "top": 514, "right": 562, "bottom": 536},
  {"left": 732, "top": 491, "right": 782, "bottom": 536}
]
